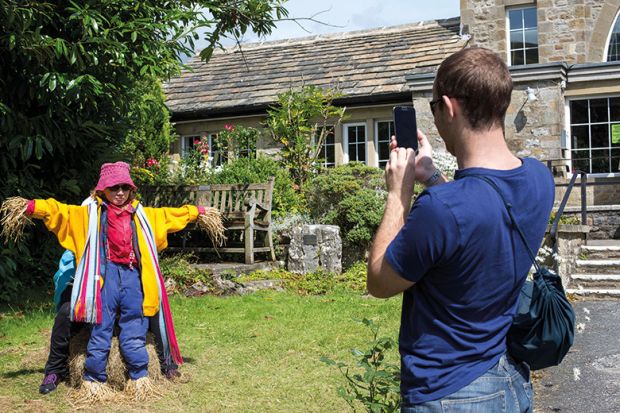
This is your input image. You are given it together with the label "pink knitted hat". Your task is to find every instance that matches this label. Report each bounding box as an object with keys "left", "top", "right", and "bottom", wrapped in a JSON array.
[{"left": 95, "top": 161, "right": 137, "bottom": 191}]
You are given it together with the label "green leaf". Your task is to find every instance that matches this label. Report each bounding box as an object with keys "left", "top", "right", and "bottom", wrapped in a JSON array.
[
  {"left": 131, "top": 31, "right": 137, "bottom": 42},
  {"left": 48, "top": 76, "right": 57, "bottom": 92},
  {"left": 319, "top": 356, "right": 335, "bottom": 366}
]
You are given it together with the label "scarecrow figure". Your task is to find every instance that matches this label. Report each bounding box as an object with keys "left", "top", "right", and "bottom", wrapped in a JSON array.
[{"left": 1, "top": 161, "right": 224, "bottom": 399}]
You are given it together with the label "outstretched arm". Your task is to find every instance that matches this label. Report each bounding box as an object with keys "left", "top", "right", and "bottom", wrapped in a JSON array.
[
  {"left": 0, "top": 196, "right": 87, "bottom": 255},
  {"left": 142, "top": 205, "right": 225, "bottom": 251}
]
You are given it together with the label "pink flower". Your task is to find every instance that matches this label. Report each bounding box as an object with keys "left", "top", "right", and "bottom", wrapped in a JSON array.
[
  {"left": 146, "top": 158, "right": 159, "bottom": 168},
  {"left": 194, "top": 139, "right": 200, "bottom": 145},
  {"left": 224, "top": 124, "right": 234, "bottom": 131}
]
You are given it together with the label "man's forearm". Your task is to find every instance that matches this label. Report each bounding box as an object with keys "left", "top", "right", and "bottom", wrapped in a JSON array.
[{"left": 367, "top": 193, "right": 413, "bottom": 298}]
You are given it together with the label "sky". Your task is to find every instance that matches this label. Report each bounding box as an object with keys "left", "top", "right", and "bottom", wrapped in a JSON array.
[{"left": 198, "top": 0, "right": 459, "bottom": 51}]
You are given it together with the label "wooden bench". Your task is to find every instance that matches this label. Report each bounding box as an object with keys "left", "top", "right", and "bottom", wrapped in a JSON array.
[{"left": 142, "top": 178, "right": 276, "bottom": 264}]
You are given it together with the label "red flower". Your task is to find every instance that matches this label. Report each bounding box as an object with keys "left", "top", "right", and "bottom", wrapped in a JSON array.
[
  {"left": 194, "top": 139, "right": 200, "bottom": 145},
  {"left": 224, "top": 124, "right": 235, "bottom": 131}
]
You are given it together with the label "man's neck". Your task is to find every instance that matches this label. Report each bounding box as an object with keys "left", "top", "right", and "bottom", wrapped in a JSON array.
[{"left": 454, "top": 126, "right": 522, "bottom": 171}]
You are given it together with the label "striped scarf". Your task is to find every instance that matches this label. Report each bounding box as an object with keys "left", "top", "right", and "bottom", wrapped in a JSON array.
[{"left": 70, "top": 198, "right": 183, "bottom": 366}]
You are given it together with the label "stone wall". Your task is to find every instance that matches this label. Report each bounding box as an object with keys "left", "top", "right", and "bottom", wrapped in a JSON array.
[
  {"left": 555, "top": 177, "right": 620, "bottom": 207},
  {"left": 460, "top": 0, "right": 507, "bottom": 55},
  {"left": 562, "top": 206, "right": 620, "bottom": 239},
  {"left": 505, "top": 81, "right": 564, "bottom": 160},
  {"left": 537, "top": 0, "right": 588, "bottom": 64},
  {"left": 461, "top": 0, "right": 610, "bottom": 65},
  {"left": 549, "top": 224, "right": 590, "bottom": 287}
]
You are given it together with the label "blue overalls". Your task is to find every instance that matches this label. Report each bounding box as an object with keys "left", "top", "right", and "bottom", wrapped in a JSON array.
[{"left": 83, "top": 205, "right": 149, "bottom": 382}]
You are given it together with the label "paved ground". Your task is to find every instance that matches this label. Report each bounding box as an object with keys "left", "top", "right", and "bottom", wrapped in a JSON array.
[{"left": 533, "top": 299, "right": 620, "bottom": 413}]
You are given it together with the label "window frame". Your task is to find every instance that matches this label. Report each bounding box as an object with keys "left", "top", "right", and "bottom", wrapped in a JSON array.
[
  {"left": 342, "top": 122, "right": 368, "bottom": 165},
  {"left": 179, "top": 132, "right": 223, "bottom": 167},
  {"left": 604, "top": 9, "right": 620, "bottom": 62},
  {"left": 374, "top": 119, "right": 394, "bottom": 169},
  {"left": 312, "top": 125, "right": 336, "bottom": 168},
  {"left": 565, "top": 95, "right": 620, "bottom": 177},
  {"left": 506, "top": 6, "right": 539, "bottom": 66}
]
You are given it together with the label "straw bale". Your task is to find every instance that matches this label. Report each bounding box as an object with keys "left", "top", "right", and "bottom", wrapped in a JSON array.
[{"left": 68, "top": 329, "right": 163, "bottom": 391}]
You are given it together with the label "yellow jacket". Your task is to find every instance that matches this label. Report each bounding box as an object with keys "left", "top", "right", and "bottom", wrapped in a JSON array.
[{"left": 32, "top": 197, "right": 199, "bottom": 316}]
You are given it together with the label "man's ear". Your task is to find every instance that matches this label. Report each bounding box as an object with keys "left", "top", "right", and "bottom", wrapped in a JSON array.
[{"left": 441, "top": 95, "right": 458, "bottom": 121}]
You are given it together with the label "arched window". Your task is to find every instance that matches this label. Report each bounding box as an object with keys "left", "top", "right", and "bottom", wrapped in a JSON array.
[{"left": 607, "top": 11, "right": 620, "bottom": 61}]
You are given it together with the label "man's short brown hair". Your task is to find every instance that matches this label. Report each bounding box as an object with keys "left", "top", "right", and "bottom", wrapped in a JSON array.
[{"left": 434, "top": 47, "right": 513, "bottom": 130}]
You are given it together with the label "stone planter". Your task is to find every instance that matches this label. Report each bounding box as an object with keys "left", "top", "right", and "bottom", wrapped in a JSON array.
[{"left": 287, "top": 224, "right": 342, "bottom": 275}]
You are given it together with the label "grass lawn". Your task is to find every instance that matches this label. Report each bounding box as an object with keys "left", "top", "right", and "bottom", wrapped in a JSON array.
[{"left": 0, "top": 290, "right": 402, "bottom": 412}]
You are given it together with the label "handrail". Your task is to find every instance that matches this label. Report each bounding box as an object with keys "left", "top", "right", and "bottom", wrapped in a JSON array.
[{"left": 550, "top": 169, "right": 587, "bottom": 239}]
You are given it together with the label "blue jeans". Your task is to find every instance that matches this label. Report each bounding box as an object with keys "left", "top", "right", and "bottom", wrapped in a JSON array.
[
  {"left": 84, "top": 261, "right": 149, "bottom": 382},
  {"left": 401, "top": 354, "right": 533, "bottom": 413}
]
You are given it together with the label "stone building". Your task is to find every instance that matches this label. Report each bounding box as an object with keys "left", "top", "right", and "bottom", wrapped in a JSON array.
[{"left": 164, "top": 0, "right": 620, "bottom": 238}]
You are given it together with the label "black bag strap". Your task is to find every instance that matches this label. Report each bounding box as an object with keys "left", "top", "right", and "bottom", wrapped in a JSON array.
[{"left": 468, "top": 175, "right": 540, "bottom": 273}]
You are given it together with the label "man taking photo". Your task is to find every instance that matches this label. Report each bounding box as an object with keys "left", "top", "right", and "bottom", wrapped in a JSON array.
[{"left": 367, "top": 47, "right": 554, "bottom": 412}]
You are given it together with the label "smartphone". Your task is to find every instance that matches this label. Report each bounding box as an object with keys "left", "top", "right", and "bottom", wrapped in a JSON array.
[{"left": 393, "top": 106, "right": 418, "bottom": 152}]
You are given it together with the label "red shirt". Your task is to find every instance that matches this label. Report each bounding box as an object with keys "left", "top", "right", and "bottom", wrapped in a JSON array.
[{"left": 106, "top": 202, "right": 137, "bottom": 266}]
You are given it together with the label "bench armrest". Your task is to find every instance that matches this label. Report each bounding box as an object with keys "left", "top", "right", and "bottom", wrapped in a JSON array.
[{"left": 244, "top": 196, "right": 269, "bottom": 212}]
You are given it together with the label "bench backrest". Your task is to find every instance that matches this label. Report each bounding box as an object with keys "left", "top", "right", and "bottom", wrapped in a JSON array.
[
  {"left": 140, "top": 178, "right": 275, "bottom": 223},
  {"left": 196, "top": 179, "right": 274, "bottom": 221}
]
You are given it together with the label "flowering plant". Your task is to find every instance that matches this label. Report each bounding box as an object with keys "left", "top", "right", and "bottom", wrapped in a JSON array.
[{"left": 178, "top": 135, "right": 211, "bottom": 184}]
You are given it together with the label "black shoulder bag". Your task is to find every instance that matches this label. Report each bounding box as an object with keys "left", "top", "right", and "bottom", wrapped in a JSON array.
[{"left": 471, "top": 175, "right": 576, "bottom": 370}]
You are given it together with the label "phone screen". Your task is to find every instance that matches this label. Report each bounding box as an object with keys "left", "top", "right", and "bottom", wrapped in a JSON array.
[{"left": 393, "top": 106, "right": 418, "bottom": 152}]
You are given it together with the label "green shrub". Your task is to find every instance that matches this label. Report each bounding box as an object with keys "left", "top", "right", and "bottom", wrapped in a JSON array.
[
  {"left": 211, "top": 155, "right": 306, "bottom": 218},
  {"left": 159, "top": 253, "right": 212, "bottom": 289},
  {"left": 306, "top": 163, "right": 385, "bottom": 266},
  {"left": 336, "top": 261, "right": 368, "bottom": 293},
  {"left": 548, "top": 211, "right": 581, "bottom": 225},
  {"left": 241, "top": 262, "right": 368, "bottom": 295}
]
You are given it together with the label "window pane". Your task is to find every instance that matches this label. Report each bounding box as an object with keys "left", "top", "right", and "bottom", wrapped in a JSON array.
[
  {"left": 379, "top": 141, "right": 390, "bottom": 163},
  {"left": 610, "top": 98, "right": 620, "bottom": 121},
  {"left": 509, "top": 9, "right": 523, "bottom": 30},
  {"left": 523, "top": 7, "right": 537, "bottom": 29},
  {"left": 591, "top": 149, "right": 610, "bottom": 173},
  {"left": 357, "top": 126, "right": 366, "bottom": 140},
  {"left": 525, "top": 48, "right": 539, "bottom": 64},
  {"left": 570, "top": 100, "right": 589, "bottom": 124},
  {"left": 609, "top": 32, "right": 620, "bottom": 61},
  {"left": 512, "top": 50, "right": 524, "bottom": 65},
  {"left": 510, "top": 31, "right": 524, "bottom": 50},
  {"left": 524, "top": 29, "right": 537, "bottom": 48},
  {"left": 590, "top": 98, "right": 609, "bottom": 123},
  {"left": 325, "top": 144, "right": 335, "bottom": 166},
  {"left": 612, "top": 149, "right": 620, "bottom": 172},
  {"left": 591, "top": 124, "right": 609, "bottom": 148},
  {"left": 358, "top": 145, "right": 366, "bottom": 162},
  {"left": 378, "top": 122, "right": 390, "bottom": 140},
  {"left": 571, "top": 125, "right": 589, "bottom": 149},
  {"left": 607, "top": 16, "right": 620, "bottom": 61},
  {"left": 348, "top": 143, "right": 356, "bottom": 160},
  {"left": 571, "top": 150, "right": 590, "bottom": 173}
]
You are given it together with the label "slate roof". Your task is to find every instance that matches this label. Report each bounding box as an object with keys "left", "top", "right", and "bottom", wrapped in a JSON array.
[{"left": 164, "top": 17, "right": 466, "bottom": 120}]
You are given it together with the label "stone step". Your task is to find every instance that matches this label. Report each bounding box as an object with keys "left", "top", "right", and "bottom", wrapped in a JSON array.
[
  {"left": 580, "top": 245, "right": 620, "bottom": 259},
  {"left": 570, "top": 273, "right": 620, "bottom": 288},
  {"left": 566, "top": 288, "right": 620, "bottom": 298},
  {"left": 575, "top": 259, "right": 620, "bottom": 274}
]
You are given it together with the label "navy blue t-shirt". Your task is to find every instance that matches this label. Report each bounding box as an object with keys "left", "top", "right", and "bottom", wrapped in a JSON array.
[{"left": 385, "top": 158, "right": 554, "bottom": 404}]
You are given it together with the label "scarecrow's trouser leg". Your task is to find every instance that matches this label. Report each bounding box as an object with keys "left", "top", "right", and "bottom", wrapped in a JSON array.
[
  {"left": 44, "top": 289, "right": 72, "bottom": 378},
  {"left": 118, "top": 264, "right": 149, "bottom": 380},
  {"left": 84, "top": 261, "right": 121, "bottom": 383}
]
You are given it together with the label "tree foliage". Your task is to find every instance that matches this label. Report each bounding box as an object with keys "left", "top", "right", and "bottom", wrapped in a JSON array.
[
  {"left": 264, "top": 85, "right": 345, "bottom": 191},
  {"left": 0, "top": 0, "right": 288, "bottom": 302}
]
